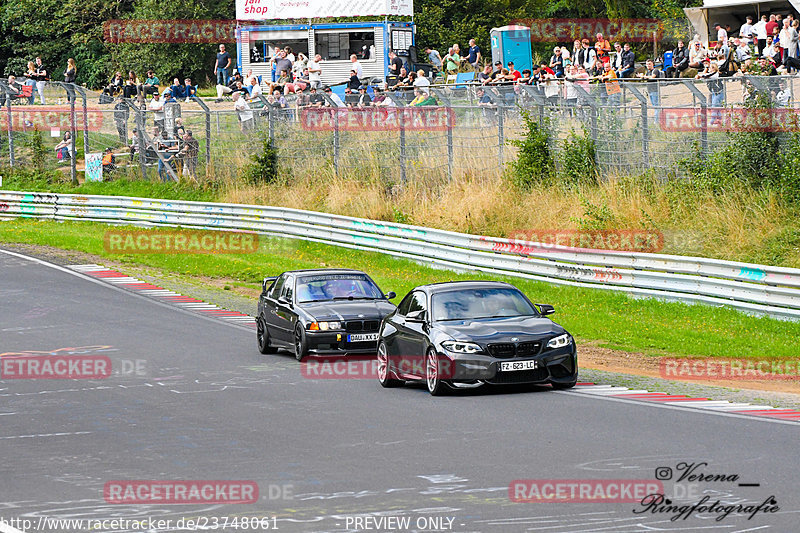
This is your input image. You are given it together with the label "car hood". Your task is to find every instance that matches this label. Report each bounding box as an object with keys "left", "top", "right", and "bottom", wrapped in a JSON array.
[
  {"left": 299, "top": 300, "right": 396, "bottom": 321},
  {"left": 435, "top": 316, "right": 565, "bottom": 343}
]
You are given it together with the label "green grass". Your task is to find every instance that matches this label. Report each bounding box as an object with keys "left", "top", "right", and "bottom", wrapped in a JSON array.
[
  {"left": 2, "top": 219, "right": 799, "bottom": 360},
  {"left": 0, "top": 171, "right": 221, "bottom": 201}
]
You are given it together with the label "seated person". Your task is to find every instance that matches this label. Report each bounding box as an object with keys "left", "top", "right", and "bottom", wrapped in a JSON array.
[
  {"left": 371, "top": 87, "right": 386, "bottom": 105},
  {"left": 308, "top": 86, "right": 325, "bottom": 107},
  {"left": 162, "top": 89, "right": 176, "bottom": 103},
  {"left": 285, "top": 69, "right": 310, "bottom": 95},
  {"left": 54, "top": 132, "right": 72, "bottom": 161},
  {"left": 3, "top": 75, "right": 22, "bottom": 105},
  {"left": 216, "top": 71, "right": 243, "bottom": 101},
  {"left": 347, "top": 69, "right": 361, "bottom": 91},
  {"left": 268, "top": 90, "right": 287, "bottom": 108},
  {"left": 101, "top": 147, "right": 116, "bottom": 172},
  {"left": 268, "top": 69, "right": 290, "bottom": 95},
  {"left": 183, "top": 78, "right": 197, "bottom": 100},
  {"left": 356, "top": 85, "right": 372, "bottom": 107},
  {"left": 103, "top": 72, "right": 124, "bottom": 97},
  {"left": 142, "top": 70, "right": 160, "bottom": 96},
  {"left": 410, "top": 89, "right": 437, "bottom": 106},
  {"left": 344, "top": 87, "right": 359, "bottom": 106},
  {"left": 168, "top": 78, "right": 185, "bottom": 99}
]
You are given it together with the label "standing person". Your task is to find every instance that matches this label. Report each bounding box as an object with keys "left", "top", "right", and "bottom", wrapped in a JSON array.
[
  {"left": 753, "top": 15, "right": 769, "bottom": 55},
  {"left": 63, "top": 58, "right": 77, "bottom": 103},
  {"left": 594, "top": 33, "right": 612, "bottom": 66},
  {"left": 765, "top": 14, "right": 779, "bottom": 45},
  {"left": 779, "top": 20, "right": 798, "bottom": 65},
  {"left": 619, "top": 43, "right": 636, "bottom": 78},
  {"left": 179, "top": 130, "right": 199, "bottom": 182},
  {"left": 637, "top": 59, "right": 664, "bottom": 119},
  {"left": 33, "top": 57, "right": 47, "bottom": 105},
  {"left": 388, "top": 51, "right": 404, "bottom": 77},
  {"left": 549, "top": 47, "right": 564, "bottom": 77},
  {"left": 307, "top": 54, "right": 322, "bottom": 89},
  {"left": 214, "top": 44, "right": 232, "bottom": 86},
  {"left": 580, "top": 39, "right": 597, "bottom": 74},
  {"left": 113, "top": 97, "right": 129, "bottom": 143},
  {"left": 466, "top": 38, "right": 481, "bottom": 69},
  {"left": 739, "top": 16, "right": 754, "bottom": 45},
  {"left": 233, "top": 91, "right": 254, "bottom": 132},
  {"left": 714, "top": 22, "right": 728, "bottom": 45},
  {"left": 444, "top": 47, "right": 461, "bottom": 73},
  {"left": 147, "top": 92, "right": 165, "bottom": 131},
  {"left": 24, "top": 61, "right": 37, "bottom": 104},
  {"left": 599, "top": 62, "right": 621, "bottom": 106},
  {"left": 425, "top": 47, "right": 443, "bottom": 71},
  {"left": 350, "top": 54, "right": 364, "bottom": 79}
]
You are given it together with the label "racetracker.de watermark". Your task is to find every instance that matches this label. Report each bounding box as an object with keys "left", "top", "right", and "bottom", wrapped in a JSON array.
[
  {"left": 512, "top": 18, "right": 663, "bottom": 42},
  {"left": 103, "top": 480, "right": 261, "bottom": 504},
  {"left": 0, "top": 356, "right": 111, "bottom": 379},
  {"left": 300, "top": 107, "right": 456, "bottom": 132},
  {"left": 509, "top": 479, "right": 664, "bottom": 502},
  {"left": 301, "top": 356, "right": 469, "bottom": 380},
  {"left": 103, "top": 230, "right": 259, "bottom": 254},
  {"left": 103, "top": 19, "right": 237, "bottom": 43},
  {"left": 659, "top": 108, "right": 800, "bottom": 132},
  {"left": 661, "top": 358, "right": 800, "bottom": 381},
  {"left": 501, "top": 229, "right": 664, "bottom": 254}
]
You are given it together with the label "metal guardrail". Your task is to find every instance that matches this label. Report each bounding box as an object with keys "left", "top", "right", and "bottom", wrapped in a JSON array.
[{"left": 2, "top": 190, "right": 800, "bottom": 320}]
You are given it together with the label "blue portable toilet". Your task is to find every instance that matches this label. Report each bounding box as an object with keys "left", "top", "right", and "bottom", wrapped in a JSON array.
[{"left": 490, "top": 25, "right": 532, "bottom": 73}]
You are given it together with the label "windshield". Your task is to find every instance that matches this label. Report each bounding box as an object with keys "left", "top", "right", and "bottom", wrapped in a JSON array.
[
  {"left": 431, "top": 288, "right": 538, "bottom": 321},
  {"left": 296, "top": 274, "right": 384, "bottom": 303}
]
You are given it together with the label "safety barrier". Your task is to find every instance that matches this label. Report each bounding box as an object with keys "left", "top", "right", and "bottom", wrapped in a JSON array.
[{"left": 2, "top": 190, "right": 800, "bottom": 320}]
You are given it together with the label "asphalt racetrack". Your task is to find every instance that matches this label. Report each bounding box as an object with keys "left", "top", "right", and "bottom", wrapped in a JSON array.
[{"left": 1, "top": 248, "right": 799, "bottom": 532}]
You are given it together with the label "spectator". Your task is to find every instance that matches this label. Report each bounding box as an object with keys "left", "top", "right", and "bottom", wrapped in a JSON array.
[
  {"left": 268, "top": 46, "right": 282, "bottom": 83},
  {"left": 179, "top": 130, "right": 199, "bottom": 182},
  {"left": 274, "top": 51, "right": 293, "bottom": 84},
  {"left": 665, "top": 41, "right": 688, "bottom": 77},
  {"left": 779, "top": 20, "right": 798, "bottom": 65},
  {"left": 284, "top": 46, "right": 296, "bottom": 62},
  {"left": 24, "top": 61, "right": 37, "bottom": 104},
  {"left": 356, "top": 85, "right": 372, "bottom": 107},
  {"left": 619, "top": 43, "right": 636, "bottom": 78},
  {"left": 518, "top": 68, "right": 532, "bottom": 84},
  {"left": 168, "top": 78, "right": 184, "bottom": 99},
  {"left": 443, "top": 47, "right": 461, "bottom": 73},
  {"left": 740, "top": 16, "right": 754, "bottom": 45},
  {"left": 599, "top": 62, "right": 621, "bottom": 106},
  {"left": 735, "top": 39, "right": 752, "bottom": 62},
  {"left": 215, "top": 70, "right": 242, "bottom": 101},
  {"left": 388, "top": 50, "right": 404, "bottom": 77},
  {"left": 757, "top": 56, "right": 778, "bottom": 76},
  {"left": 561, "top": 47, "right": 572, "bottom": 69},
  {"left": 155, "top": 128, "right": 178, "bottom": 182},
  {"left": 285, "top": 68, "right": 309, "bottom": 95},
  {"left": 541, "top": 67, "right": 560, "bottom": 105},
  {"left": 307, "top": 54, "right": 323, "bottom": 89},
  {"left": 763, "top": 36, "right": 780, "bottom": 64},
  {"left": 637, "top": 58, "right": 663, "bottom": 118},
  {"left": 214, "top": 44, "right": 232, "bottom": 85},
  {"left": 129, "top": 128, "right": 139, "bottom": 161},
  {"left": 409, "top": 87, "right": 437, "bottom": 106},
  {"left": 611, "top": 43, "right": 624, "bottom": 73},
  {"left": 696, "top": 60, "right": 724, "bottom": 108},
  {"left": 323, "top": 86, "right": 346, "bottom": 107},
  {"left": 143, "top": 70, "right": 160, "bottom": 97},
  {"left": 54, "top": 131, "right": 72, "bottom": 161},
  {"left": 765, "top": 14, "right": 779, "bottom": 43},
  {"left": 506, "top": 61, "right": 521, "bottom": 82},
  {"left": 162, "top": 89, "right": 176, "bottom": 103},
  {"left": 563, "top": 64, "right": 579, "bottom": 109},
  {"left": 345, "top": 69, "right": 360, "bottom": 91},
  {"left": 103, "top": 71, "right": 124, "bottom": 99},
  {"left": 123, "top": 70, "right": 141, "bottom": 99},
  {"left": 102, "top": 147, "right": 116, "bottom": 174},
  {"left": 466, "top": 38, "right": 481, "bottom": 69},
  {"left": 350, "top": 54, "right": 364, "bottom": 79},
  {"left": 580, "top": 39, "right": 597, "bottom": 74},
  {"left": 413, "top": 69, "right": 431, "bottom": 93},
  {"left": 774, "top": 80, "right": 791, "bottom": 106},
  {"left": 244, "top": 70, "right": 263, "bottom": 99},
  {"left": 478, "top": 64, "right": 493, "bottom": 84},
  {"left": 688, "top": 41, "right": 707, "bottom": 70},
  {"left": 63, "top": 58, "right": 76, "bottom": 102},
  {"left": 425, "top": 47, "right": 443, "bottom": 70},
  {"left": 571, "top": 39, "right": 583, "bottom": 65},
  {"left": 2, "top": 75, "right": 21, "bottom": 105},
  {"left": 714, "top": 22, "right": 728, "bottom": 45},
  {"left": 268, "top": 69, "right": 290, "bottom": 95},
  {"left": 173, "top": 117, "right": 186, "bottom": 139},
  {"left": 32, "top": 57, "right": 47, "bottom": 105},
  {"left": 475, "top": 87, "right": 495, "bottom": 123},
  {"left": 371, "top": 87, "right": 386, "bottom": 105},
  {"left": 549, "top": 47, "right": 564, "bottom": 77},
  {"left": 113, "top": 97, "right": 129, "bottom": 143},
  {"left": 268, "top": 89, "right": 287, "bottom": 109},
  {"left": 307, "top": 86, "right": 325, "bottom": 107},
  {"left": 754, "top": 15, "right": 769, "bottom": 54},
  {"left": 183, "top": 78, "right": 196, "bottom": 101},
  {"left": 147, "top": 92, "right": 165, "bottom": 131},
  {"left": 595, "top": 33, "right": 612, "bottom": 65},
  {"left": 293, "top": 52, "right": 308, "bottom": 80},
  {"left": 233, "top": 91, "right": 255, "bottom": 131}
]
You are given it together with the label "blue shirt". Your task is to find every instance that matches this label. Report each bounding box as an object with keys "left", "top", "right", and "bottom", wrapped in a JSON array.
[{"left": 468, "top": 45, "right": 481, "bottom": 63}]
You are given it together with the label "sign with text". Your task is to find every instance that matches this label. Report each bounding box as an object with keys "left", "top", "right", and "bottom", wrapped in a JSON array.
[
  {"left": 300, "top": 107, "right": 455, "bottom": 132},
  {"left": 236, "top": 0, "right": 413, "bottom": 21}
]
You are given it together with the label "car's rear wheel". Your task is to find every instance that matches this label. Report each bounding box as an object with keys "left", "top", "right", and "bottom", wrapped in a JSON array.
[
  {"left": 377, "top": 341, "right": 402, "bottom": 388},
  {"left": 257, "top": 318, "right": 277, "bottom": 354},
  {"left": 294, "top": 325, "right": 308, "bottom": 362},
  {"left": 552, "top": 379, "right": 577, "bottom": 390},
  {"left": 426, "top": 349, "right": 447, "bottom": 396}
]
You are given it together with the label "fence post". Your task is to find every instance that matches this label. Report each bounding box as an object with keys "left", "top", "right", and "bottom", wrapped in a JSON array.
[
  {"left": 681, "top": 80, "right": 708, "bottom": 158},
  {"left": 333, "top": 108, "right": 340, "bottom": 176},
  {"left": 447, "top": 109, "right": 454, "bottom": 180},
  {"left": 400, "top": 108, "right": 407, "bottom": 182},
  {"left": 69, "top": 91, "right": 78, "bottom": 185},
  {"left": 76, "top": 86, "right": 89, "bottom": 155},
  {"left": 192, "top": 96, "right": 213, "bottom": 173},
  {"left": 497, "top": 104, "right": 505, "bottom": 169},
  {"left": 2, "top": 83, "right": 14, "bottom": 167},
  {"left": 625, "top": 84, "right": 650, "bottom": 169},
  {"left": 268, "top": 103, "right": 275, "bottom": 140}
]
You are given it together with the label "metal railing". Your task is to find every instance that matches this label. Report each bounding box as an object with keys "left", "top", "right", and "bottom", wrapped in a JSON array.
[{"left": 2, "top": 190, "right": 799, "bottom": 320}]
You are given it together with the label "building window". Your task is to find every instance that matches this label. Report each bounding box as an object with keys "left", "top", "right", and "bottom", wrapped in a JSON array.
[{"left": 315, "top": 31, "right": 375, "bottom": 60}]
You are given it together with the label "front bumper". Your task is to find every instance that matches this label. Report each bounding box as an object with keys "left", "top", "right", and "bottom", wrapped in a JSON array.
[
  {"left": 440, "top": 345, "right": 577, "bottom": 385},
  {"left": 305, "top": 330, "right": 379, "bottom": 356}
]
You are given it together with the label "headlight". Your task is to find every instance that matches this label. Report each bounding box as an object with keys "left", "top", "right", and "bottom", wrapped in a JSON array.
[
  {"left": 547, "top": 333, "right": 572, "bottom": 349},
  {"left": 441, "top": 341, "right": 483, "bottom": 354},
  {"left": 309, "top": 321, "right": 341, "bottom": 331}
]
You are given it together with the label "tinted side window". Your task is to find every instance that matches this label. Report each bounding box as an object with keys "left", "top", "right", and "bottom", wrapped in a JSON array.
[
  {"left": 396, "top": 293, "right": 414, "bottom": 315},
  {"left": 282, "top": 276, "right": 294, "bottom": 302},
  {"left": 269, "top": 275, "right": 285, "bottom": 299}
]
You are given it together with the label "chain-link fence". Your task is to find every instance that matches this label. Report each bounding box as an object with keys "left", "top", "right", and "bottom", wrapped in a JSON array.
[{"left": 1, "top": 75, "right": 799, "bottom": 183}]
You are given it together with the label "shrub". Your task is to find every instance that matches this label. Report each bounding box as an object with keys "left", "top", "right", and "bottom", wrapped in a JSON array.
[
  {"left": 242, "top": 134, "right": 278, "bottom": 185},
  {"left": 507, "top": 109, "right": 554, "bottom": 189},
  {"left": 560, "top": 128, "right": 598, "bottom": 186}
]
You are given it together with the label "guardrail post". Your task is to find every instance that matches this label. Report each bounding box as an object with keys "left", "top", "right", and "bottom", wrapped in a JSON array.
[{"left": 681, "top": 80, "right": 708, "bottom": 157}]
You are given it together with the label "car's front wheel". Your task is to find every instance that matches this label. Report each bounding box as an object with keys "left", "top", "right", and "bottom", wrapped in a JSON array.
[
  {"left": 257, "top": 317, "right": 277, "bottom": 354},
  {"left": 294, "top": 325, "right": 308, "bottom": 362},
  {"left": 426, "top": 349, "right": 448, "bottom": 396},
  {"left": 377, "top": 341, "right": 402, "bottom": 388}
]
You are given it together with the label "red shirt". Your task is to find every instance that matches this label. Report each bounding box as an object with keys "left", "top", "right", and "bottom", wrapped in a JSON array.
[
  {"left": 765, "top": 21, "right": 778, "bottom": 37},
  {"left": 510, "top": 69, "right": 522, "bottom": 80}
]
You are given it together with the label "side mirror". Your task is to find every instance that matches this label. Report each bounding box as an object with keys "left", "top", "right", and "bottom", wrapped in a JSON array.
[
  {"left": 406, "top": 309, "right": 427, "bottom": 323},
  {"left": 385, "top": 291, "right": 397, "bottom": 299},
  {"left": 537, "top": 304, "right": 555, "bottom": 316},
  {"left": 278, "top": 296, "right": 292, "bottom": 307}
]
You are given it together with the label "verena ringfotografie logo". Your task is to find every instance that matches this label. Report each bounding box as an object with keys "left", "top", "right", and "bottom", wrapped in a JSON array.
[
  {"left": 104, "top": 230, "right": 259, "bottom": 254},
  {"left": 509, "top": 479, "right": 664, "bottom": 503},
  {"left": 661, "top": 358, "right": 800, "bottom": 381},
  {"left": 512, "top": 18, "right": 663, "bottom": 42},
  {"left": 104, "top": 481, "right": 259, "bottom": 504},
  {"left": 1, "top": 356, "right": 111, "bottom": 379}
]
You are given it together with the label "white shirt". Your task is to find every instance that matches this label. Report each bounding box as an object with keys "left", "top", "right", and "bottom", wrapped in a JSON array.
[
  {"left": 351, "top": 60, "right": 364, "bottom": 79},
  {"left": 740, "top": 23, "right": 753, "bottom": 40},
  {"left": 753, "top": 21, "right": 768, "bottom": 40},
  {"left": 413, "top": 77, "right": 430, "bottom": 91},
  {"left": 717, "top": 28, "right": 728, "bottom": 43},
  {"left": 147, "top": 98, "right": 164, "bottom": 120},
  {"left": 234, "top": 98, "right": 253, "bottom": 121},
  {"left": 307, "top": 60, "right": 321, "bottom": 83},
  {"left": 775, "top": 89, "right": 790, "bottom": 107}
]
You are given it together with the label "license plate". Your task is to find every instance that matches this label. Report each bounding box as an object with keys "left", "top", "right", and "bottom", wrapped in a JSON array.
[
  {"left": 347, "top": 333, "right": 379, "bottom": 342},
  {"left": 500, "top": 360, "right": 538, "bottom": 372}
]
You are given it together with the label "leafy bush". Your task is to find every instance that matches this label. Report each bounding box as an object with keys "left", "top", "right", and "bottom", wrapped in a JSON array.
[
  {"left": 243, "top": 134, "right": 278, "bottom": 185},
  {"left": 507, "top": 109, "right": 554, "bottom": 190},
  {"left": 560, "top": 128, "right": 598, "bottom": 186}
]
